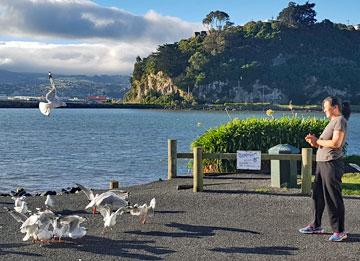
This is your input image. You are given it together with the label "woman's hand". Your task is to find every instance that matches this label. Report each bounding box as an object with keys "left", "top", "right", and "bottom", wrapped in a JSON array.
[{"left": 305, "top": 134, "right": 319, "bottom": 148}]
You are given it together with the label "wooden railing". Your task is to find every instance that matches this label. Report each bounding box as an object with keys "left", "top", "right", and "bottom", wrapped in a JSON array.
[{"left": 168, "top": 139, "right": 314, "bottom": 195}]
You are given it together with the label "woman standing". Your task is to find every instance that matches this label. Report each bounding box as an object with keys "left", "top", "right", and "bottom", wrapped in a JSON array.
[{"left": 299, "top": 96, "right": 351, "bottom": 242}]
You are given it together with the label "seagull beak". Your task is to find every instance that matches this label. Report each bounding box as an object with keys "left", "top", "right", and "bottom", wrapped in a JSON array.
[{"left": 92, "top": 207, "right": 96, "bottom": 215}]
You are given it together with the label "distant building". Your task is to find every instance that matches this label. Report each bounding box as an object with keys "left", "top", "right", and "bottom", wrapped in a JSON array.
[
  {"left": 193, "top": 31, "right": 208, "bottom": 37},
  {"left": 86, "top": 95, "right": 107, "bottom": 103},
  {"left": 8, "top": 96, "right": 42, "bottom": 101}
]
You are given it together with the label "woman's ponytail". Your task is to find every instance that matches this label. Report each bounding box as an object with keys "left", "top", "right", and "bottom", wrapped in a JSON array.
[{"left": 342, "top": 101, "right": 351, "bottom": 120}]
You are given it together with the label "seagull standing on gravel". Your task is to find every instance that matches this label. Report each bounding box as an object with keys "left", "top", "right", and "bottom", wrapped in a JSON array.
[
  {"left": 129, "top": 198, "right": 156, "bottom": 224},
  {"left": 45, "top": 195, "right": 55, "bottom": 209},
  {"left": 39, "top": 72, "right": 66, "bottom": 116},
  {"left": 12, "top": 196, "right": 30, "bottom": 214}
]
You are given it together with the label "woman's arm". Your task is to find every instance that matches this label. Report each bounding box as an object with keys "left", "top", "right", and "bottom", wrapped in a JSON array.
[{"left": 316, "top": 130, "right": 345, "bottom": 149}]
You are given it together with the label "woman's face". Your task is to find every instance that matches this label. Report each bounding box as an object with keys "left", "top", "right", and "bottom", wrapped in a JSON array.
[{"left": 323, "top": 100, "right": 337, "bottom": 119}]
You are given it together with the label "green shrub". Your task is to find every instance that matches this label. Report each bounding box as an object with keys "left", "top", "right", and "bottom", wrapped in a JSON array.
[
  {"left": 344, "top": 155, "right": 360, "bottom": 166},
  {"left": 192, "top": 117, "right": 329, "bottom": 172}
]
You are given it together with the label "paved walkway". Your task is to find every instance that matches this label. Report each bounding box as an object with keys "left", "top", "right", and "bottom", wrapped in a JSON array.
[{"left": 0, "top": 174, "right": 359, "bottom": 260}]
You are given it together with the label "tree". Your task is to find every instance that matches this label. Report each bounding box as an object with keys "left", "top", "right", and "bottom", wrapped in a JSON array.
[
  {"left": 277, "top": 2, "right": 317, "bottom": 28},
  {"left": 202, "top": 11, "right": 230, "bottom": 31}
]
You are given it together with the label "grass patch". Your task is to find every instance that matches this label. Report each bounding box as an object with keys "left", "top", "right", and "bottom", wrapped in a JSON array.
[
  {"left": 342, "top": 173, "right": 360, "bottom": 196},
  {"left": 255, "top": 187, "right": 271, "bottom": 193}
]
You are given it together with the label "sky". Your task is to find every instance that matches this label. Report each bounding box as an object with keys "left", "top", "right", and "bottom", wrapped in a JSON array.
[{"left": 0, "top": 0, "right": 359, "bottom": 76}]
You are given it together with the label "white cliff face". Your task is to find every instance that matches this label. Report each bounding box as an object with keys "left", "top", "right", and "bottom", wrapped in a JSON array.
[{"left": 130, "top": 71, "right": 187, "bottom": 102}]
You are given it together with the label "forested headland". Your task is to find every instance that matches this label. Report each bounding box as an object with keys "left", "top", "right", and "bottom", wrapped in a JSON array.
[{"left": 124, "top": 2, "right": 360, "bottom": 107}]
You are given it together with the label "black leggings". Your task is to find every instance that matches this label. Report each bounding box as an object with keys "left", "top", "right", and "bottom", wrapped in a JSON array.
[{"left": 312, "top": 158, "right": 345, "bottom": 233}]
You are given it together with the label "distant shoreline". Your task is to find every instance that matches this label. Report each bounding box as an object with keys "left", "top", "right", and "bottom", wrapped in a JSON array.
[{"left": 1, "top": 100, "right": 359, "bottom": 112}]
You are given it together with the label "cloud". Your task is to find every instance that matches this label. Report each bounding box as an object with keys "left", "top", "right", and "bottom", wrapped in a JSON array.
[
  {"left": 0, "top": 0, "right": 203, "bottom": 44},
  {"left": 0, "top": 41, "right": 156, "bottom": 75},
  {"left": 0, "top": 0, "right": 205, "bottom": 75}
]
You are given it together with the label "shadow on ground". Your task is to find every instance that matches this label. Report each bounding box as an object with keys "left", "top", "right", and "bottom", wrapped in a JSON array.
[
  {"left": 46, "top": 236, "right": 175, "bottom": 260},
  {"left": 205, "top": 189, "right": 306, "bottom": 198},
  {"left": 0, "top": 243, "right": 43, "bottom": 257},
  {"left": 126, "top": 222, "right": 260, "bottom": 238},
  {"left": 210, "top": 246, "right": 298, "bottom": 256}
]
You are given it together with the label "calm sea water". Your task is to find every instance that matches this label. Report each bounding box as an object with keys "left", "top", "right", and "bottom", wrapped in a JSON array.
[{"left": 0, "top": 108, "right": 359, "bottom": 192}]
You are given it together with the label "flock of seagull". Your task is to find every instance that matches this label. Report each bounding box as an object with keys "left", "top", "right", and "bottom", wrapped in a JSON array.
[
  {"left": 8, "top": 73, "right": 155, "bottom": 244},
  {"left": 4, "top": 183, "right": 156, "bottom": 244}
]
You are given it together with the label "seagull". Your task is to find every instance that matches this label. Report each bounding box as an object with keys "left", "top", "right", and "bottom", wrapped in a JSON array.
[
  {"left": 129, "top": 198, "right": 156, "bottom": 224},
  {"left": 20, "top": 209, "right": 56, "bottom": 243},
  {"left": 85, "top": 191, "right": 128, "bottom": 214},
  {"left": 3, "top": 206, "right": 29, "bottom": 224},
  {"left": 45, "top": 195, "right": 55, "bottom": 209},
  {"left": 76, "top": 183, "right": 129, "bottom": 214},
  {"left": 12, "top": 196, "right": 30, "bottom": 214},
  {"left": 58, "top": 215, "right": 87, "bottom": 239},
  {"left": 97, "top": 206, "right": 124, "bottom": 234},
  {"left": 39, "top": 72, "right": 66, "bottom": 116}
]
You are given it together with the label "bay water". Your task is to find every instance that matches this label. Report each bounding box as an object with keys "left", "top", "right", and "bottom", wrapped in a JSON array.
[{"left": 0, "top": 108, "right": 359, "bottom": 193}]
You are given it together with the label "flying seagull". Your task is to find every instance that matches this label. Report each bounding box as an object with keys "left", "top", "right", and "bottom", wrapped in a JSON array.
[
  {"left": 76, "top": 183, "right": 129, "bottom": 214},
  {"left": 97, "top": 205, "right": 124, "bottom": 234},
  {"left": 128, "top": 198, "right": 156, "bottom": 224},
  {"left": 39, "top": 72, "right": 66, "bottom": 116},
  {"left": 20, "top": 209, "right": 56, "bottom": 243}
]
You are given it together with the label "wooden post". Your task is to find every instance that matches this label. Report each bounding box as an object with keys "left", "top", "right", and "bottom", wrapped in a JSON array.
[
  {"left": 168, "top": 139, "right": 177, "bottom": 180},
  {"left": 193, "top": 146, "right": 203, "bottom": 192},
  {"left": 301, "top": 148, "right": 313, "bottom": 195},
  {"left": 109, "top": 180, "right": 119, "bottom": 189}
]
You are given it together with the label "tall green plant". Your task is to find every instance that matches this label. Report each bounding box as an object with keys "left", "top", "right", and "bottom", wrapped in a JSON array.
[{"left": 192, "top": 117, "right": 329, "bottom": 172}]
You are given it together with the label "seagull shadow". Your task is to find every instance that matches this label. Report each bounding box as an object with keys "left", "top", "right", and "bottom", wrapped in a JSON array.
[
  {"left": 45, "top": 236, "right": 175, "bottom": 260},
  {"left": 205, "top": 189, "right": 306, "bottom": 198},
  {"left": 0, "top": 243, "right": 43, "bottom": 257},
  {"left": 210, "top": 246, "right": 298, "bottom": 255},
  {"left": 347, "top": 233, "right": 360, "bottom": 242},
  {"left": 0, "top": 202, "right": 13, "bottom": 206},
  {"left": 54, "top": 209, "right": 90, "bottom": 215},
  {"left": 155, "top": 210, "right": 186, "bottom": 214},
  {"left": 125, "top": 222, "right": 260, "bottom": 239}
]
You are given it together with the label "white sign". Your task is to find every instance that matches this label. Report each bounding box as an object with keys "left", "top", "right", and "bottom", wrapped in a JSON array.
[{"left": 237, "top": 150, "right": 261, "bottom": 170}]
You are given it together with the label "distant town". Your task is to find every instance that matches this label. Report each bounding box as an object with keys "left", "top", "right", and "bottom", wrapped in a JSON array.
[{"left": 0, "top": 95, "right": 112, "bottom": 104}]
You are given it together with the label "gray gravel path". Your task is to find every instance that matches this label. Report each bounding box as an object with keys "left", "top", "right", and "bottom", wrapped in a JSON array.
[{"left": 0, "top": 174, "right": 359, "bottom": 260}]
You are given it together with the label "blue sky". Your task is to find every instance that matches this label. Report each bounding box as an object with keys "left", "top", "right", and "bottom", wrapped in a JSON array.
[
  {"left": 94, "top": 0, "right": 360, "bottom": 25},
  {"left": 0, "top": 0, "right": 359, "bottom": 75}
]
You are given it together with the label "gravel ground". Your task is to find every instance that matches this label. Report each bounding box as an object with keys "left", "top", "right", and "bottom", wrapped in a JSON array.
[{"left": 0, "top": 174, "right": 359, "bottom": 260}]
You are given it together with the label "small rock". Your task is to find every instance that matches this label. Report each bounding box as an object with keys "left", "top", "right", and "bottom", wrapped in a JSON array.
[
  {"left": 70, "top": 187, "right": 80, "bottom": 193},
  {"left": 0, "top": 193, "right": 11, "bottom": 197},
  {"left": 16, "top": 187, "right": 25, "bottom": 193},
  {"left": 15, "top": 190, "right": 27, "bottom": 197},
  {"left": 41, "top": 191, "right": 57, "bottom": 196},
  {"left": 23, "top": 193, "right": 32, "bottom": 197}
]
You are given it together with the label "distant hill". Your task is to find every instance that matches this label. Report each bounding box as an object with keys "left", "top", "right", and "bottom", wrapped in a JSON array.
[
  {"left": 124, "top": 2, "right": 360, "bottom": 106},
  {"left": 0, "top": 69, "right": 130, "bottom": 99}
]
